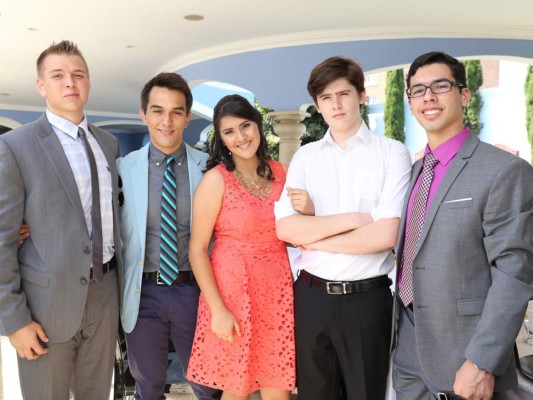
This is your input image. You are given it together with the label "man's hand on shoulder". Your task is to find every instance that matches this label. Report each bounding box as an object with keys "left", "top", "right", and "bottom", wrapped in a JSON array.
[
  {"left": 453, "top": 359, "right": 494, "bottom": 400},
  {"left": 9, "top": 321, "right": 49, "bottom": 360}
]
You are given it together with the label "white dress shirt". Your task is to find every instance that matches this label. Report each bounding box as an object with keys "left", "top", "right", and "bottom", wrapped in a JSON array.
[
  {"left": 47, "top": 110, "right": 115, "bottom": 264},
  {"left": 274, "top": 123, "right": 412, "bottom": 281}
]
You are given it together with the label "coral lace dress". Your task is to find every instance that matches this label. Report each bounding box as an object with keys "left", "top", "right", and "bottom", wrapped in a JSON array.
[{"left": 187, "top": 161, "right": 296, "bottom": 395}]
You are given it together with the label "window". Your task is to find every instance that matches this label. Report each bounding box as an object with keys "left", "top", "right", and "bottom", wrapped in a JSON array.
[
  {"left": 365, "top": 74, "right": 378, "bottom": 87},
  {"left": 366, "top": 95, "right": 378, "bottom": 105}
]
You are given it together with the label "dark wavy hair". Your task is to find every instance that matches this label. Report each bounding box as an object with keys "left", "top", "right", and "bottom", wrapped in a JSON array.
[{"left": 206, "top": 94, "right": 273, "bottom": 180}]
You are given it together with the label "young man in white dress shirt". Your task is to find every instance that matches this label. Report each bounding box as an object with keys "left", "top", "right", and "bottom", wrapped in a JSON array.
[{"left": 275, "top": 56, "right": 412, "bottom": 400}]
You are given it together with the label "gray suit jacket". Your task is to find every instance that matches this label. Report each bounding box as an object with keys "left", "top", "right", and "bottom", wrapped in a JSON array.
[
  {"left": 394, "top": 133, "right": 533, "bottom": 391},
  {"left": 0, "top": 115, "right": 123, "bottom": 342}
]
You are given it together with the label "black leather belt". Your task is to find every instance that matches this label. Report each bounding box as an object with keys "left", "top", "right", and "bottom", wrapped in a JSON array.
[
  {"left": 299, "top": 269, "right": 392, "bottom": 295},
  {"left": 90, "top": 256, "right": 116, "bottom": 279},
  {"left": 142, "top": 271, "right": 195, "bottom": 285}
]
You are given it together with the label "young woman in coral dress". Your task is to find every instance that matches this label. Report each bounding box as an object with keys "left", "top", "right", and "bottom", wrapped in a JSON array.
[{"left": 186, "top": 94, "right": 297, "bottom": 400}]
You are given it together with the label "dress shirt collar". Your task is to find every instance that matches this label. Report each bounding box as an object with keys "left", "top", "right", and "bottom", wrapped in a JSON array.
[
  {"left": 423, "top": 127, "right": 470, "bottom": 166},
  {"left": 149, "top": 142, "right": 186, "bottom": 166},
  {"left": 321, "top": 121, "right": 371, "bottom": 149},
  {"left": 46, "top": 109, "right": 89, "bottom": 140}
]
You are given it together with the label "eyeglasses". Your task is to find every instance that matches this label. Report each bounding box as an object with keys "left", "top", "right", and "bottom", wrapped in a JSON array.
[{"left": 406, "top": 79, "right": 464, "bottom": 99}]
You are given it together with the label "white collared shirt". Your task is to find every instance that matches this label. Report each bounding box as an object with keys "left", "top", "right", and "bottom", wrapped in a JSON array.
[
  {"left": 274, "top": 123, "right": 412, "bottom": 281},
  {"left": 47, "top": 110, "right": 115, "bottom": 264}
]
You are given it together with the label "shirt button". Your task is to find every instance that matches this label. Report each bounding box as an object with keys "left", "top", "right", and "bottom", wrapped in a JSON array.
[
  {"left": 84, "top": 247, "right": 91, "bottom": 254},
  {"left": 80, "top": 277, "right": 88, "bottom": 286},
  {"left": 135, "top": 288, "right": 141, "bottom": 293}
]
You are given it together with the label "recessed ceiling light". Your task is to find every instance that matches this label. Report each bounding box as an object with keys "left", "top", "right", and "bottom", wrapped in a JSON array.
[
  {"left": 27, "top": 27, "right": 39, "bottom": 31},
  {"left": 184, "top": 14, "right": 204, "bottom": 21},
  {"left": 126, "top": 45, "right": 136, "bottom": 49}
]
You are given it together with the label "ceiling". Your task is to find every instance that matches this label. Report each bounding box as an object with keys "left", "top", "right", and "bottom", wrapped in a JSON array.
[{"left": 1, "top": 0, "right": 532, "bottom": 120}]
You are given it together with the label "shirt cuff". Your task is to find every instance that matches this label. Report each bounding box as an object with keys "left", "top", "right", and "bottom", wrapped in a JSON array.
[
  {"left": 371, "top": 207, "right": 401, "bottom": 221},
  {"left": 274, "top": 200, "right": 298, "bottom": 221}
]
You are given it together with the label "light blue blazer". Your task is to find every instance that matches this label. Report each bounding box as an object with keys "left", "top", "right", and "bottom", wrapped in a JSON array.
[{"left": 117, "top": 143, "right": 208, "bottom": 333}]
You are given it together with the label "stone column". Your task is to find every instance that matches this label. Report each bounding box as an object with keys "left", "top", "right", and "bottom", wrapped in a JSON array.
[{"left": 270, "top": 110, "right": 310, "bottom": 166}]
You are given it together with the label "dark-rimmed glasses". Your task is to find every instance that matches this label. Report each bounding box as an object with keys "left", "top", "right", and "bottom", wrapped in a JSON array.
[{"left": 406, "top": 79, "right": 464, "bottom": 99}]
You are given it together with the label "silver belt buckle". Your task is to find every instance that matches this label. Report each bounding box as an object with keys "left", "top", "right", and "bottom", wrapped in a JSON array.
[
  {"left": 155, "top": 272, "right": 166, "bottom": 285},
  {"left": 326, "top": 281, "right": 346, "bottom": 295}
]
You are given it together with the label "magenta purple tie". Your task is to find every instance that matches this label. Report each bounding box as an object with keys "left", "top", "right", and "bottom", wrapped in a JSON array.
[{"left": 399, "top": 152, "right": 438, "bottom": 307}]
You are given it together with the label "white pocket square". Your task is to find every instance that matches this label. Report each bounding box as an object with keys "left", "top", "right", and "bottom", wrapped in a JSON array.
[{"left": 443, "top": 197, "right": 472, "bottom": 204}]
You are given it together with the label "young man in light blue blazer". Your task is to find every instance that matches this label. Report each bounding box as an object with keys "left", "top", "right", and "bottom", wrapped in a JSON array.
[{"left": 118, "top": 72, "right": 220, "bottom": 400}]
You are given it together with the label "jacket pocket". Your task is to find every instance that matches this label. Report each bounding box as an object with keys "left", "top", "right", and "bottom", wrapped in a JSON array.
[
  {"left": 20, "top": 264, "right": 51, "bottom": 288},
  {"left": 457, "top": 298, "right": 485, "bottom": 315},
  {"left": 440, "top": 198, "right": 473, "bottom": 209}
]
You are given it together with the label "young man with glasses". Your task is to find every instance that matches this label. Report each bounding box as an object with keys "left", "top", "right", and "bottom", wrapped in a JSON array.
[
  {"left": 275, "top": 56, "right": 412, "bottom": 399},
  {"left": 393, "top": 51, "right": 533, "bottom": 399}
]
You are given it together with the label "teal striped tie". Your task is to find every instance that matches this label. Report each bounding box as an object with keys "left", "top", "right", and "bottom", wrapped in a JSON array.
[{"left": 159, "top": 156, "right": 179, "bottom": 285}]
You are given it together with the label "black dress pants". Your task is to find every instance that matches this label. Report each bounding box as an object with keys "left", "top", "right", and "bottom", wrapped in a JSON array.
[{"left": 294, "top": 275, "right": 393, "bottom": 400}]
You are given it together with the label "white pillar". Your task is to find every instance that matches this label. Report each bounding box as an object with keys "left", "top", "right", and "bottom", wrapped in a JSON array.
[{"left": 270, "top": 110, "right": 310, "bottom": 166}]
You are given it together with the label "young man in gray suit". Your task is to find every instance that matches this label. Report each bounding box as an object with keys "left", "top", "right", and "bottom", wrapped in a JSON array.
[
  {"left": 118, "top": 73, "right": 221, "bottom": 400},
  {"left": 393, "top": 51, "right": 533, "bottom": 399},
  {"left": 0, "top": 41, "right": 122, "bottom": 399}
]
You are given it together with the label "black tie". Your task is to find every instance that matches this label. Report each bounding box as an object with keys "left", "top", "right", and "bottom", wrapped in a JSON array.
[{"left": 78, "top": 128, "right": 103, "bottom": 282}]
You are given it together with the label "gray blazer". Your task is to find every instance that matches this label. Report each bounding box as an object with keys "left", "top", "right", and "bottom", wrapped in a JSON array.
[
  {"left": 0, "top": 115, "right": 123, "bottom": 342},
  {"left": 394, "top": 133, "right": 533, "bottom": 392}
]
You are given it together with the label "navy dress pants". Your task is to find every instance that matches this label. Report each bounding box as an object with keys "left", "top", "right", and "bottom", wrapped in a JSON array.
[{"left": 125, "top": 279, "right": 221, "bottom": 400}]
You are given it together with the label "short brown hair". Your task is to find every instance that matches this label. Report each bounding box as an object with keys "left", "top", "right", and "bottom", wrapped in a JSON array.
[
  {"left": 36, "top": 40, "right": 88, "bottom": 77},
  {"left": 307, "top": 56, "right": 365, "bottom": 102},
  {"left": 140, "top": 72, "right": 193, "bottom": 114}
]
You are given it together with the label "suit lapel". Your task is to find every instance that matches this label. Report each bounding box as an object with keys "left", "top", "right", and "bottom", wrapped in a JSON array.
[
  {"left": 414, "top": 134, "right": 479, "bottom": 258},
  {"left": 35, "top": 116, "right": 88, "bottom": 234},
  {"left": 90, "top": 124, "right": 121, "bottom": 244},
  {"left": 131, "top": 145, "right": 150, "bottom": 248},
  {"left": 396, "top": 159, "right": 422, "bottom": 267},
  {"left": 186, "top": 145, "right": 203, "bottom": 190},
  {"left": 186, "top": 145, "right": 203, "bottom": 224},
  {"left": 90, "top": 125, "right": 116, "bottom": 177}
]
